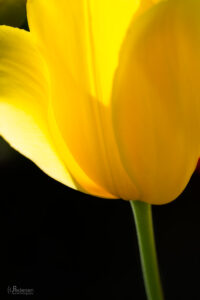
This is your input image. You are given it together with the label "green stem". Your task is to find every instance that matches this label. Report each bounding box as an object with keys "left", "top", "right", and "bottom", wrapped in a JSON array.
[{"left": 130, "top": 200, "right": 164, "bottom": 300}]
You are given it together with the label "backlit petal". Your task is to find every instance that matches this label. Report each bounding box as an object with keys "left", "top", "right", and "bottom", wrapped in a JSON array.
[
  {"left": 112, "top": 0, "right": 200, "bottom": 204},
  {"left": 27, "top": 0, "right": 140, "bottom": 104},
  {"left": 26, "top": 0, "right": 140, "bottom": 198},
  {"left": 0, "top": 26, "right": 115, "bottom": 198},
  {"left": 0, "top": 26, "right": 75, "bottom": 190}
]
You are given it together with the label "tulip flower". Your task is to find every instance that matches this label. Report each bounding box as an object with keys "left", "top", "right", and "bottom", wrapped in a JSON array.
[
  {"left": 0, "top": 0, "right": 200, "bottom": 299},
  {"left": 0, "top": 0, "right": 26, "bottom": 27}
]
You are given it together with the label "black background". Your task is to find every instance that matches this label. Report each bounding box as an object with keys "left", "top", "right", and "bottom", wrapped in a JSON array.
[
  {"left": 0, "top": 136, "right": 200, "bottom": 300},
  {"left": 0, "top": 8, "right": 200, "bottom": 300}
]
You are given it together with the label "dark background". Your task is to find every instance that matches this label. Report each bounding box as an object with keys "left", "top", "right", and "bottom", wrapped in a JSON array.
[
  {"left": 0, "top": 7, "right": 200, "bottom": 300},
  {"left": 1, "top": 137, "right": 200, "bottom": 300}
]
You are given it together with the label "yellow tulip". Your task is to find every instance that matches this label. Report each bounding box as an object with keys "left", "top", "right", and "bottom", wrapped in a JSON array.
[
  {"left": 1, "top": 1, "right": 200, "bottom": 299},
  {"left": 0, "top": 0, "right": 199, "bottom": 205}
]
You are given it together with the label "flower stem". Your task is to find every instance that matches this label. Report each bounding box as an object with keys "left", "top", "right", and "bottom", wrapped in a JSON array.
[{"left": 130, "top": 200, "right": 164, "bottom": 300}]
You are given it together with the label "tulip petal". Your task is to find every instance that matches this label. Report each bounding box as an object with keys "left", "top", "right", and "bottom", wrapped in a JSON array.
[
  {"left": 27, "top": 0, "right": 141, "bottom": 105},
  {"left": 0, "top": 26, "right": 76, "bottom": 189},
  {"left": 112, "top": 0, "right": 200, "bottom": 204},
  {"left": 26, "top": 0, "right": 142, "bottom": 199},
  {"left": 136, "top": 0, "right": 161, "bottom": 16},
  {"left": 0, "top": 26, "right": 115, "bottom": 198}
]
